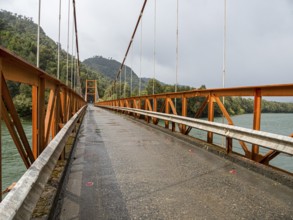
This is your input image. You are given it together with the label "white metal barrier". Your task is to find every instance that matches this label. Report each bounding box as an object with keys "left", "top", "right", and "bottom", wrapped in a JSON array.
[
  {"left": 0, "top": 106, "right": 86, "bottom": 220},
  {"left": 106, "top": 106, "right": 293, "bottom": 156}
]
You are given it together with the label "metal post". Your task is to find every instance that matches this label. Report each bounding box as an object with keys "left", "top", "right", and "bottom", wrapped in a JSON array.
[
  {"left": 252, "top": 89, "right": 262, "bottom": 160},
  {"left": 181, "top": 95, "right": 187, "bottom": 133},
  {"left": 32, "top": 78, "right": 46, "bottom": 158},
  {"left": 38, "top": 78, "right": 45, "bottom": 153},
  {"left": 152, "top": 97, "right": 158, "bottom": 124},
  {"left": 85, "top": 79, "right": 88, "bottom": 102},
  {"left": 165, "top": 98, "right": 170, "bottom": 129},
  {"left": 207, "top": 95, "right": 215, "bottom": 143},
  {"left": 95, "top": 80, "right": 97, "bottom": 102},
  {"left": 32, "top": 86, "right": 38, "bottom": 158}
]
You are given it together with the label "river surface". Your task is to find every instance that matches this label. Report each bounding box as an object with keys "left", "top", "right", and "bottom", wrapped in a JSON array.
[
  {"left": 1, "top": 113, "right": 292, "bottom": 190},
  {"left": 2, "top": 120, "right": 31, "bottom": 191}
]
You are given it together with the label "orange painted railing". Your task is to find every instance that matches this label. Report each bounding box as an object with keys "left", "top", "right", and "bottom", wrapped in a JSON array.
[
  {"left": 0, "top": 47, "right": 86, "bottom": 195},
  {"left": 97, "top": 84, "right": 293, "bottom": 171}
]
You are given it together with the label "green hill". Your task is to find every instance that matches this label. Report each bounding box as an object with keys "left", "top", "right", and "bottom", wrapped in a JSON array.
[
  {"left": 83, "top": 55, "right": 149, "bottom": 92},
  {"left": 0, "top": 10, "right": 111, "bottom": 114}
]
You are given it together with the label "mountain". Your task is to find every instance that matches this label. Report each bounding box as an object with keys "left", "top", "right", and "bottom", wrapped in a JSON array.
[
  {"left": 0, "top": 10, "right": 112, "bottom": 96},
  {"left": 83, "top": 56, "right": 149, "bottom": 91}
]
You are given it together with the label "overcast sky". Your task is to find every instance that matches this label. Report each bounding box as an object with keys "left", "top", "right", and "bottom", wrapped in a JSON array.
[{"left": 1, "top": 0, "right": 293, "bottom": 90}]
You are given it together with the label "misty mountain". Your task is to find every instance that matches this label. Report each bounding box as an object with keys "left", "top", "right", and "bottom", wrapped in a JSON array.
[{"left": 83, "top": 56, "right": 151, "bottom": 90}]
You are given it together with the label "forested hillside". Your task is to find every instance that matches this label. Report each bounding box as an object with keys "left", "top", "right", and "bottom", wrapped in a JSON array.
[
  {"left": 0, "top": 10, "right": 110, "bottom": 115},
  {"left": 1, "top": 10, "right": 293, "bottom": 117},
  {"left": 83, "top": 56, "right": 149, "bottom": 92}
]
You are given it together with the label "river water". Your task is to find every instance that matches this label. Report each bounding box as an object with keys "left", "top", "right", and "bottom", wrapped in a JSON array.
[
  {"left": 2, "top": 120, "right": 31, "bottom": 191},
  {"left": 1, "top": 113, "right": 292, "bottom": 191}
]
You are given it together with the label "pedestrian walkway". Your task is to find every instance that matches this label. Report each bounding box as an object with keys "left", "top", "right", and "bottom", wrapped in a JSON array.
[{"left": 59, "top": 105, "right": 293, "bottom": 219}]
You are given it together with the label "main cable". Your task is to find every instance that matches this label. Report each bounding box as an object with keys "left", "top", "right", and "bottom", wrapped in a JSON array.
[
  {"left": 113, "top": 0, "right": 148, "bottom": 91},
  {"left": 72, "top": 0, "right": 81, "bottom": 94}
]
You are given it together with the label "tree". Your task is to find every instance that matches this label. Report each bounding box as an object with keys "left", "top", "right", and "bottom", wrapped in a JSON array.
[
  {"left": 146, "top": 79, "right": 164, "bottom": 95},
  {"left": 13, "top": 94, "right": 32, "bottom": 117}
]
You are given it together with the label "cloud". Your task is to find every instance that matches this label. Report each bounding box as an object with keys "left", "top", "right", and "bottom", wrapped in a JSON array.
[{"left": 1, "top": 0, "right": 293, "bottom": 89}]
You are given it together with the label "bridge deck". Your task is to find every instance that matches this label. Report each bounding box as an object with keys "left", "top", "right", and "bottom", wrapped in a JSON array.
[{"left": 59, "top": 105, "right": 293, "bottom": 219}]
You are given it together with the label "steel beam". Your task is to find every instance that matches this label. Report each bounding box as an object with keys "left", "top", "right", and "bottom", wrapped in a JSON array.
[
  {"left": 2, "top": 75, "right": 34, "bottom": 165},
  {"left": 1, "top": 99, "right": 30, "bottom": 168},
  {"left": 252, "top": 89, "right": 262, "bottom": 161},
  {"left": 32, "top": 86, "right": 38, "bottom": 158},
  {"left": 97, "top": 84, "right": 293, "bottom": 107},
  {"left": 165, "top": 98, "right": 170, "bottom": 129},
  {"left": 152, "top": 97, "right": 158, "bottom": 125},
  {"left": 207, "top": 95, "right": 215, "bottom": 143},
  {"left": 181, "top": 95, "right": 187, "bottom": 133}
]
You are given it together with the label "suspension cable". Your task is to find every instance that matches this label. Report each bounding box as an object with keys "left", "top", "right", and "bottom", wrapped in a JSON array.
[
  {"left": 175, "top": 0, "right": 179, "bottom": 107},
  {"left": 139, "top": 18, "right": 143, "bottom": 96},
  {"left": 71, "top": 18, "right": 74, "bottom": 89},
  {"left": 222, "top": 0, "right": 227, "bottom": 146},
  {"left": 66, "top": 0, "right": 71, "bottom": 86},
  {"left": 153, "top": 0, "right": 157, "bottom": 95},
  {"left": 73, "top": 48, "right": 76, "bottom": 91},
  {"left": 223, "top": 0, "right": 227, "bottom": 90},
  {"left": 37, "top": 0, "right": 41, "bottom": 68},
  {"left": 124, "top": 65, "right": 126, "bottom": 97},
  {"left": 113, "top": 0, "right": 148, "bottom": 92},
  {"left": 130, "top": 45, "right": 133, "bottom": 96},
  {"left": 120, "top": 65, "right": 122, "bottom": 98},
  {"left": 72, "top": 0, "right": 81, "bottom": 94},
  {"left": 175, "top": 0, "right": 179, "bottom": 94},
  {"left": 57, "top": 0, "right": 61, "bottom": 80}
]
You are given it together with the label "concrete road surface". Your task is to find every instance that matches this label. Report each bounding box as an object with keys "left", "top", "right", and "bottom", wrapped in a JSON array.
[{"left": 58, "top": 106, "right": 293, "bottom": 219}]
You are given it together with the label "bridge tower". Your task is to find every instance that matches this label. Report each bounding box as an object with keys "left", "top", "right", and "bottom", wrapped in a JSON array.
[{"left": 85, "top": 80, "right": 98, "bottom": 103}]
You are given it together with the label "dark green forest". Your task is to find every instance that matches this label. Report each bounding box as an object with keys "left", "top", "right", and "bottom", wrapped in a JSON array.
[{"left": 1, "top": 10, "right": 293, "bottom": 117}]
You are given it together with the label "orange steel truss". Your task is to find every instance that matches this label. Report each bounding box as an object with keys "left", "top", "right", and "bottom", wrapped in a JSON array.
[
  {"left": 97, "top": 84, "right": 293, "bottom": 169},
  {"left": 85, "top": 80, "right": 97, "bottom": 103},
  {"left": 0, "top": 47, "right": 86, "bottom": 191}
]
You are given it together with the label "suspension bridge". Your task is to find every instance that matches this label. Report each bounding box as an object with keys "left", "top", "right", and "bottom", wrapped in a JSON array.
[{"left": 0, "top": 0, "right": 293, "bottom": 219}]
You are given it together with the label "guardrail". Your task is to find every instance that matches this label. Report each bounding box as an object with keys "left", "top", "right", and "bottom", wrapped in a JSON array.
[
  {"left": 97, "top": 83, "right": 293, "bottom": 171},
  {"left": 105, "top": 106, "right": 293, "bottom": 156},
  {"left": 0, "top": 106, "right": 86, "bottom": 220},
  {"left": 0, "top": 46, "right": 86, "bottom": 200}
]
